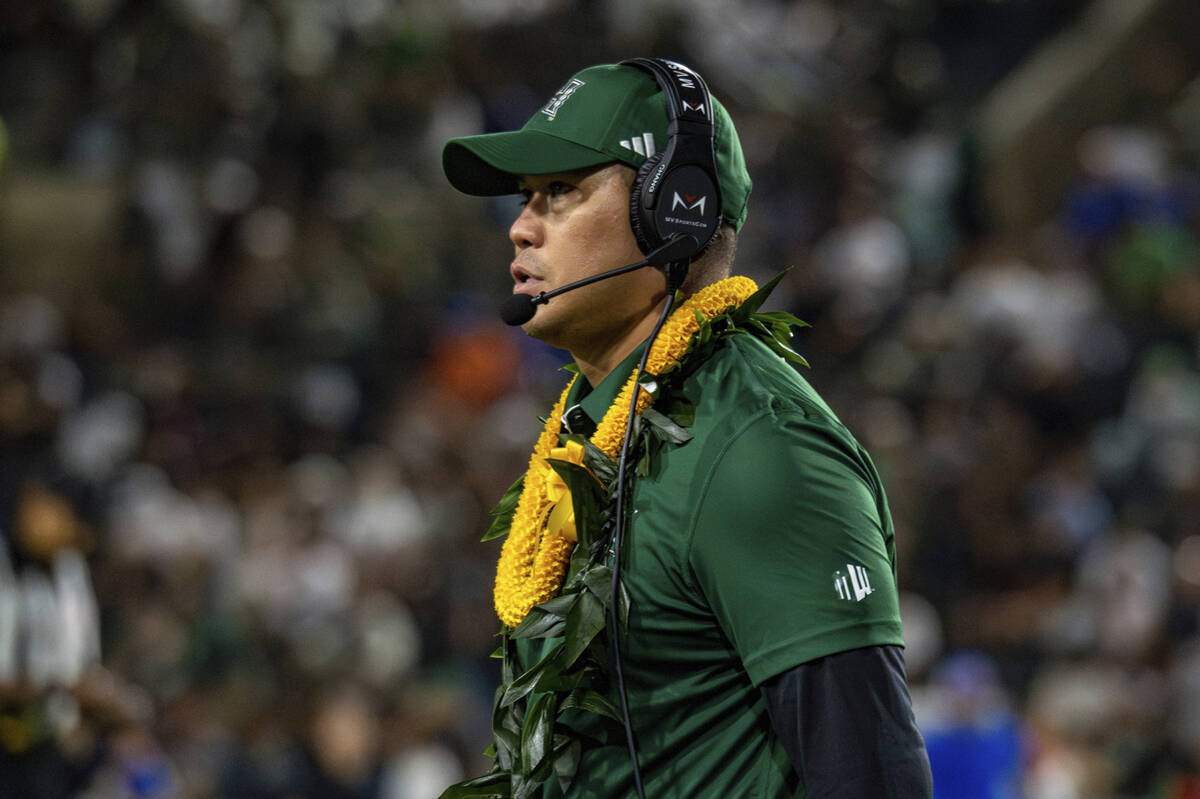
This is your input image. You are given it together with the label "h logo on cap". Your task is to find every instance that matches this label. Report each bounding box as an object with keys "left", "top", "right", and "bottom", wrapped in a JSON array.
[{"left": 541, "top": 78, "right": 585, "bottom": 120}]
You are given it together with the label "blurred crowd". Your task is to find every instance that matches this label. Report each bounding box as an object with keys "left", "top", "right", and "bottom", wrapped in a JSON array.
[{"left": 1, "top": 1, "right": 1199, "bottom": 797}]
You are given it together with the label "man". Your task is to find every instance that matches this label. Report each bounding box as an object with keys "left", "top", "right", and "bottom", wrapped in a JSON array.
[{"left": 441, "top": 59, "right": 932, "bottom": 798}]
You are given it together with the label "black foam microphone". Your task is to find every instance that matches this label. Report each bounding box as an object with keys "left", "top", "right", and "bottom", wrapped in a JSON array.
[{"left": 499, "top": 234, "right": 700, "bottom": 326}]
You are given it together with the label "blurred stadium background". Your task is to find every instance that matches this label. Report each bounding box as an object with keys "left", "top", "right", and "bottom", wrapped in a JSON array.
[{"left": 1, "top": 0, "right": 1199, "bottom": 796}]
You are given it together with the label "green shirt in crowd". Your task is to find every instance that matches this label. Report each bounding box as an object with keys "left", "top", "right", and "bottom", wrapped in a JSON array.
[{"left": 517, "top": 329, "right": 905, "bottom": 798}]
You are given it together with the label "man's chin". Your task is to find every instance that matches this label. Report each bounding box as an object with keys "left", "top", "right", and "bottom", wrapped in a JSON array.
[
  {"left": 519, "top": 312, "right": 552, "bottom": 341},
  {"left": 520, "top": 311, "right": 569, "bottom": 351}
]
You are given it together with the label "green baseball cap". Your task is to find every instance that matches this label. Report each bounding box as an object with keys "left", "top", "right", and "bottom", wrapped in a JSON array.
[{"left": 442, "top": 62, "right": 752, "bottom": 231}]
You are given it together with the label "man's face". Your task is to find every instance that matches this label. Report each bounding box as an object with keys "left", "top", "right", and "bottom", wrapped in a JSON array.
[{"left": 509, "top": 163, "right": 666, "bottom": 359}]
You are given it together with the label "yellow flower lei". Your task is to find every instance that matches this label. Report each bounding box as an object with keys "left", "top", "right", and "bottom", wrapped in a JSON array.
[{"left": 493, "top": 276, "right": 759, "bottom": 627}]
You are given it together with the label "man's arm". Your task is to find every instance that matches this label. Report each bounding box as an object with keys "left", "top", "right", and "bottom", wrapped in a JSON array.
[{"left": 761, "top": 644, "right": 933, "bottom": 799}]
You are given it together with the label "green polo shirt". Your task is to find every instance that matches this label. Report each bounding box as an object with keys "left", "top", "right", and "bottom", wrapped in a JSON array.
[{"left": 518, "top": 331, "right": 904, "bottom": 798}]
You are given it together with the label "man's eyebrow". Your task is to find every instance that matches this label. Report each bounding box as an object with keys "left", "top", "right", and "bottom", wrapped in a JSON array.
[
  {"left": 519, "top": 164, "right": 611, "bottom": 189},
  {"left": 516, "top": 175, "right": 567, "bottom": 194}
]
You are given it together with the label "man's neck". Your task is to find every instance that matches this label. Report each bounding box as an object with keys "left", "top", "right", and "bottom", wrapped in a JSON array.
[{"left": 571, "top": 301, "right": 666, "bottom": 387}]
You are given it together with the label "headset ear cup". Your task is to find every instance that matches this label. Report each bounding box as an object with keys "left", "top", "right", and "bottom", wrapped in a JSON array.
[{"left": 629, "top": 152, "right": 664, "bottom": 255}]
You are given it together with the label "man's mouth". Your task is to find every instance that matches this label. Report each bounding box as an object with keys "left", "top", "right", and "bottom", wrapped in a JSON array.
[{"left": 510, "top": 262, "right": 545, "bottom": 292}]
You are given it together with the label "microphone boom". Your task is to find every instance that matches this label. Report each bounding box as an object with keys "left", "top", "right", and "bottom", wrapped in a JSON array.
[{"left": 499, "top": 234, "right": 698, "bottom": 326}]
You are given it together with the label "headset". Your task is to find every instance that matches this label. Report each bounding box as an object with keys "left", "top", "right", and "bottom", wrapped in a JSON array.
[
  {"left": 609, "top": 58, "right": 723, "bottom": 799},
  {"left": 621, "top": 57, "right": 723, "bottom": 288}
]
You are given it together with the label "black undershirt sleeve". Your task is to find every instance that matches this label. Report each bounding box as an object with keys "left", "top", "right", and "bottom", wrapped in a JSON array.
[{"left": 760, "top": 644, "right": 933, "bottom": 799}]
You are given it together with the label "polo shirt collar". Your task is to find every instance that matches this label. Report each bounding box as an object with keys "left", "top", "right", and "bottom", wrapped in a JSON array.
[{"left": 562, "top": 343, "right": 648, "bottom": 436}]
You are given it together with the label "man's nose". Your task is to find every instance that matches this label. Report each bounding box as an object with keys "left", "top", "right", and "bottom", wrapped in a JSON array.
[{"left": 509, "top": 202, "right": 543, "bottom": 250}]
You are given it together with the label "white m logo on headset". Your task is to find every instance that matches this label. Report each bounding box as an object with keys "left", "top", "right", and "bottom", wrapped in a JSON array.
[{"left": 671, "top": 192, "right": 707, "bottom": 215}]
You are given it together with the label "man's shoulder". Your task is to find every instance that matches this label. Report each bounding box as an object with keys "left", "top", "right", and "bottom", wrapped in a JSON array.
[{"left": 684, "top": 333, "right": 838, "bottom": 425}]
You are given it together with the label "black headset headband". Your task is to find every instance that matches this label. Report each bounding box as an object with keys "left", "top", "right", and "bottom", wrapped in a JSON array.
[
  {"left": 620, "top": 58, "right": 723, "bottom": 275},
  {"left": 622, "top": 57, "right": 716, "bottom": 132}
]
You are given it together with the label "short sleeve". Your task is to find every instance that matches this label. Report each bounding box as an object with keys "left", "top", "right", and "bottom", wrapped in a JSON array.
[{"left": 688, "top": 410, "right": 904, "bottom": 686}]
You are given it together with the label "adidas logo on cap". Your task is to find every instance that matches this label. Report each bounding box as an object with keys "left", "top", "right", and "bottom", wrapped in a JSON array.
[{"left": 619, "top": 132, "right": 657, "bottom": 157}]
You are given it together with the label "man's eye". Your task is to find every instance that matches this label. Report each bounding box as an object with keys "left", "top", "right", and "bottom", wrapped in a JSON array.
[{"left": 516, "top": 181, "right": 574, "bottom": 207}]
